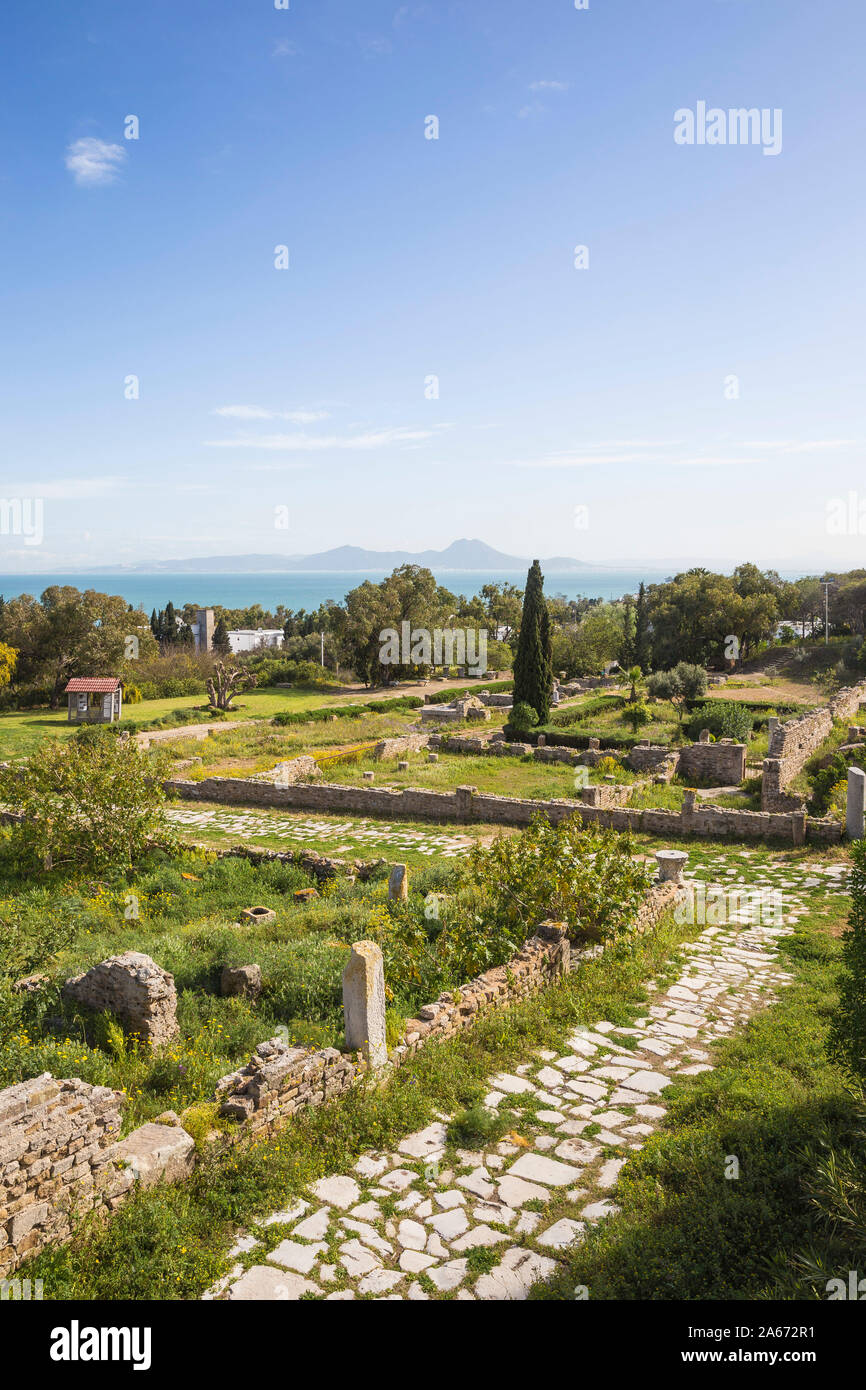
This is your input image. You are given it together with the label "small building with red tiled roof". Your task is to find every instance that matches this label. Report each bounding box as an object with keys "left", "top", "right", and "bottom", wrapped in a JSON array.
[{"left": 64, "top": 677, "right": 123, "bottom": 724}]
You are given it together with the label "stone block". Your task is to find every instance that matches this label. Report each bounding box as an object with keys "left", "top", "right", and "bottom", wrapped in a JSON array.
[
  {"left": 388, "top": 863, "right": 409, "bottom": 902},
  {"left": 239, "top": 905, "right": 276, "bottom": 924},
  {"left": 62, "top": 952, "right": 178, "bottom": 1047},
  {"left": 847, "top": 766, "right": 866, "bottom": 841},
  {"left": 220, "top": 964, "right": 263, "bottom": 999},
  {"left": 111, "top": 1122, "right": 195, "bottom": 1187},
  {"left": 342, "top": 941, "right": 388, "bottom": 1069}
]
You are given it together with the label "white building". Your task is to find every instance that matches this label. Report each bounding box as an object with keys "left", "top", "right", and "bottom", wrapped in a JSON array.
[{"left": 228, "top": 629, "right": 284, "bottom": 654}]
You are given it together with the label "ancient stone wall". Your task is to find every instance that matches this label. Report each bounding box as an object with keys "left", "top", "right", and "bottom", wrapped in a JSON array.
[
  {"left": 167, "top": 772, "right": 838, "bottom": 842},
  {"left": 0, "top": 870, "right": 690, "bottom": 1275},
  {"left": 0, "top": 1075, "right": 130, "bottom": 1277},
  {"left": 761, "top": 679, "right": 866, "bottom": 811}
]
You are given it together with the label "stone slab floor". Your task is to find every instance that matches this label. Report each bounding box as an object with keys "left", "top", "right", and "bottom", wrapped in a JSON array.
[{"left": 204, "top": 853, "right": 847, "bottom": 1302}]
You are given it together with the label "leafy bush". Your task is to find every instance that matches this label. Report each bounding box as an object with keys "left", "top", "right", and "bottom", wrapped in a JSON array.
[
  {"left": 687, "top": 699, "right": 754, "bottom": 744},
  {"left": 510, "top": 702, "right": 539, "bottom": 732},
  {"left": 646, "top": 663, "right": 708, "bottom": 720},
  {"left": 0, "top": 729, "right": 174, "bottom": 871},
  {"left": 622, "top": 702, "right": 651, "bottom": 733},
  {"left": 831, "top": 838, "right": 866, "bottom": 1079},
  {"left": 464, "top": 812, "right": 654, "bottom": 942},
  {"left": 809, "top": 748, "right": 866, "bottom": 816}
]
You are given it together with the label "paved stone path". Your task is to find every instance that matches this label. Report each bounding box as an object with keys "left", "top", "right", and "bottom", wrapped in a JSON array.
[{"left": 205, "top": 853, "right": 847, "bottom": 1302}]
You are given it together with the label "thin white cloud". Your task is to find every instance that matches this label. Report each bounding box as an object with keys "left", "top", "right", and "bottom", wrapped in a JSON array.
[
  {"left": 672, "top": 456, "right": 764, "bottom": 468},
  {"left": 529, "top": 80, "right": 569, "bottom": 92},
  {"left": 272, "top": 40, "right": 298, "bottom": 57},
  {"left": 213, "top": 405, "right": 330, "bottom": 424},
  {"left": 507, "top": 453, "right": 651, "bottom": 468},
  {"left": 741, "top": 439, "right": 856, "bottom": 453},
  {"left": 205, "top": 426, "right": 435, "bottom": 451},
  {"left": 5, "top": 477, "right": 127, "bottom": 499},
  {"left": 517, "top": 103, "right": 545, "bottom": 120},
  {"left": 64, "top": 138, "right": 126, "bottom": 187}
]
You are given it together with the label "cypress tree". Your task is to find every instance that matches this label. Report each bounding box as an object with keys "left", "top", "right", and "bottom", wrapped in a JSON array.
[
  {"left": 635, "top": 582, "right": 651, "bottom": 672},
  {"left": 513, "top": 560, "right": 553, "bottom": 723},
  {"left": 213, "top": 616, "right": 231, "bottom": 655}
]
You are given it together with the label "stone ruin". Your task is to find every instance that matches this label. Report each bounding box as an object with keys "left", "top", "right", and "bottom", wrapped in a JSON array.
[{"left": 62, "top": 951, "right": 178, "bottom": 1047}]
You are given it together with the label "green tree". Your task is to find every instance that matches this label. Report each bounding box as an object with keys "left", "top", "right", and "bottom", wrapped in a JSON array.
[
  {"left": 512, "top": 561, "right": 553, "bottom": 723},
  {"left": 212, "top": 616, "right": 232, "bottom": 655},
  {"left": 634, "top": 582, "right": 651, "bottom": 671},
  {"left": 0, "top": 729, "right": 173, "bottom": 871}
]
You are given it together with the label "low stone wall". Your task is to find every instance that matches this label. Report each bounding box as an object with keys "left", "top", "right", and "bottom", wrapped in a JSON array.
[
  {"left": 216, "top": 1042, "right": 364, "bottom": 1135},
  {"left": 166, "top": 772, "right": 837, "bottom": 842},
  {"left": 374, "top": 734, "right": 430, "bottom": 759},
  {"left": 627, "top": 744, "right": 678, "bottom": 774},
  {"left": 762, "top": 679, "right": 866, "bottom": 811},
  {"left": 0, "top": 1075, "right": 131, "bottom": 1278}
]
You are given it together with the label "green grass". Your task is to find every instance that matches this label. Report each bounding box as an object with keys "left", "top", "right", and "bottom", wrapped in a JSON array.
[
  {"left": 0, "top": 686, "right": 349, "bottom": 758},
  {"left": 315, "top": 749, "right": 629, "bottom": 800},
  {"left": 25, "top": 896, "right": 703, "bottom": 1300}
]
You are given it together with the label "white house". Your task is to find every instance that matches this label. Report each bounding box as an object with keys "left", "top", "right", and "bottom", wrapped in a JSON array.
[{"left": 227, "top": 629, "right": 284, "bottom": 654}]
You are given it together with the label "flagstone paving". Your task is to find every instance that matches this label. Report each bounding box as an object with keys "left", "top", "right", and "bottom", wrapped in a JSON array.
[
  {"left": 204, "top": 852, "right": 848, "bottom": 1302},
  {"left": 167, "top": 805, "right": 480, "bottom": 858}
]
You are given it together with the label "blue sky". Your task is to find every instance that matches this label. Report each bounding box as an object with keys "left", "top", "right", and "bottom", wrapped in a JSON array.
[{"left": 0, "top": 0, "right": 864, "bottom": 573}]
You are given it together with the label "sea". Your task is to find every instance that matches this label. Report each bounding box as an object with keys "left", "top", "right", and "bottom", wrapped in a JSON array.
[{"left": 0, "top": 569, "right": 668, "bottom": 613}]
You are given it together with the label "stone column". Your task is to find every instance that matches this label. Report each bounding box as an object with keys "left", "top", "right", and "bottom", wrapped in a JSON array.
[
  {"left": 847, "top": 767, "right": 866, "bottom": 841},
  {"left": 342, "top": 941, "right": 388, "bottom": 1069},
  {"left": 655, "top": 849, "right": 689, "bottom": 883},
  {"left": 699, "top": 728, "right": 711, "bottom": 743},
  {"left": 767, "top": 717, "right": 780, "bottom": 746},
  {"left": 388, "top": 863, "right": 409, "bottom": 901},
  {"left": 455, "top": 784, "right": 476, "bottom": 820}
]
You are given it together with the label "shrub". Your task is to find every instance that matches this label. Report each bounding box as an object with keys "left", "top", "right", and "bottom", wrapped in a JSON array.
[
  {"left": 464, "top": 812, "right": 654, "bottom": 943},
  {"left": 622, "top": 702, "right": 651, "bottom": 733},
  {"left": 647, "top": 663, "right": 708, "bottom": 721},
  {"left": 0, "top": 729, "right": 174, "bottom": 872},
  {"left": 830, "top": 838, "right": 866, "bottom": 1079},
  {"left": 687, "top": 700, "right": 753, "bottom": 744},
  {"left": 510, "top": 702, "right": 539, "bottom": 732}
]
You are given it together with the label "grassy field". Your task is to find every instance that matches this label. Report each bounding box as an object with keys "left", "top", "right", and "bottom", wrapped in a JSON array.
[
  {"left": 0, "top": 686, "right": 343, "bottom": 758},
  {"left": 0, "top": 831, "right": 483, "bottom": 1131}
]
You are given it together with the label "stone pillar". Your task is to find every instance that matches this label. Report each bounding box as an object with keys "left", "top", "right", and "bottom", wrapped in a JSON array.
[
  {"left": 655, "top": 849, "right": 688, "bottom": 883},
  {"left": 767, "top": 717, "right": 780, "bottom": 746},
  {"left": 342, "top": 941, "right": 388, "bottom": 1069},
  {"left": 455, "top": 784, "right": 476, "bottom": 820},
  {"left": 847, "top": 767, "right": 866, "bottom": 840},
  {"left": 699, "top": 728, "right": 711, "bottom": 743},
  {"left": 388, "top": 863, "right": 409, "bottom": 902},
  {"left": 791, "top": 811, "right": 807, "bottom": 847}
]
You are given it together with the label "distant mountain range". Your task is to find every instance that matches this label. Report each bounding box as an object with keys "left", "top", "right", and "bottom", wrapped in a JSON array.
[{"left": 87, "top": 539, "right": 600, "bottom": 575}]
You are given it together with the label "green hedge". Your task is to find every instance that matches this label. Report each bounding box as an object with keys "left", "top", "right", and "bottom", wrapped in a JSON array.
[
  {"left": 549, "top": 694, "right": 627, "bottom": 727},
  {"left": 271, "top": 695, "right": 424, "bottom": 727},
  {"left": 425, "top": 679, "right": 513, "bottom": 705}
]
